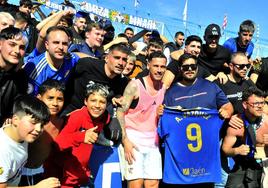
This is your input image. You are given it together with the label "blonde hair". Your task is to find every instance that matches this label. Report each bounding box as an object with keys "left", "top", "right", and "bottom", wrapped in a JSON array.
[
  {"left": 128, "top": 52, "right": 136, "bottom": 63},
  {"left": 0, "top": 12, "right": 15, "bottom": 25}
]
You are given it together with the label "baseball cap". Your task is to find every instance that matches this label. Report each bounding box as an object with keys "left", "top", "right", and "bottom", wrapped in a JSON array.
[
  {"left": 102, "top": 20, "right": 115, "bottom": 32},
  {"left": 204, "top": 24, "right": 221, "bottom": 37},
  {"left": 75, "top": 11, "right": 88, "bottom": 18},
  {"left": 151, "top": 29, "right": 160, "bottom": 39}
]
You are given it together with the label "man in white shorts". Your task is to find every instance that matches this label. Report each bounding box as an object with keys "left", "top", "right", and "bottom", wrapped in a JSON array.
[{"left": 117, "top": 51, "right": 167, "bottom": 188}]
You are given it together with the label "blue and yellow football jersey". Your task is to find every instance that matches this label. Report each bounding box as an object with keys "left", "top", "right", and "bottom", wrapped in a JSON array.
[{"left": 158, "top": 107, "right": 224, "bottom": 184}]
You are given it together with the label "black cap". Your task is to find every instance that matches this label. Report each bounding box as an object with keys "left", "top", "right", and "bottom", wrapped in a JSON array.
[
  {"left": 204, "top": 24, "right": 221, "bottom": 37},
  {"left": 151, "top": 30, "right": 160, "bottom": 39},
  {"left": 103, "top": 20, "right": 115, "bottom": 32}
]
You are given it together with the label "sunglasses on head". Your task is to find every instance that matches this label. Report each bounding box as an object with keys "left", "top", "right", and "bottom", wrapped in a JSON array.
[
  {"left": 232, "top": 63, "right": 251, "bottom": 70},
  {"left": 181, "top": 64, "right": 197, "bottom": 71}
]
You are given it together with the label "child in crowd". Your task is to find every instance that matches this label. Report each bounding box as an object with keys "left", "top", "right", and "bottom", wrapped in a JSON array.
[
  {"left": 55, "top": 81, "right": 110, "bottom": 188},
  {"left": 0, "top": 96, "right": 61, "bottom": 188},
  {"left": 19, "top": 80, "right": 66, "bottom": 185}
]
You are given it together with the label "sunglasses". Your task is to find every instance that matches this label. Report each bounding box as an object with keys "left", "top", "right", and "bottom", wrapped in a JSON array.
[
  {"left": 232, "top": 63, "right": 251, "bottom": 70},
  {"left": 246, "top": 101, "right": 265, "bottom": 108},
  {"left": 181, "top": 64, "right": 197, "bottom": 71}
]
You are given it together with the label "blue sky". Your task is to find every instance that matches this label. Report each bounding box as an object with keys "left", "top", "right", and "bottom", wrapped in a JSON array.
[
  {"left": 92, "top": 0, "right": 268, "bottom": 57},
  {"left": 93, "top": 0, "right": 266, "bottom": 39},
  {"left": 9, "top": 0, "right": 268, "bottom": 57}
]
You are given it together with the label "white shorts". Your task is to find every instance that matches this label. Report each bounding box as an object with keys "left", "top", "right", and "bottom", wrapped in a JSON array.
[{"left": 124, "top": 146, "right": 162, "bottom": 180}]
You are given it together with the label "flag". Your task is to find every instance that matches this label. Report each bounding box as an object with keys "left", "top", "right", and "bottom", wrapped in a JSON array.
[
  {"left": 134, "top": 0, "right": 140, "bottom": 8},
  {"left": 182, "top": 0, "right": 188, "bottom": 28},
  {"left": 222, "top": 15, "right": 227, "bottom": 31}
]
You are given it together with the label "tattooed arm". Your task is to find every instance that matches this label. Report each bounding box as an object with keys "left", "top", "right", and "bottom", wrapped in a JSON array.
[
  {"left": 117, "top": 80, "right": 138, "bottom": 140},
  {"left": 116, "top": 80, "right": 139, "bottom": 164}
]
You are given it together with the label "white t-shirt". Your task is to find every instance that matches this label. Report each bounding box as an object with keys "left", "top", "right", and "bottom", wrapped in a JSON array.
[
  {"left": 135, "top": 41, "right": 147, "bottom": 52},
  {"left": 163, "top": 47, "right": 171, "bottom": 65},
  {"left": 0, "top": 127, "right": 28, "bottom": 186}
]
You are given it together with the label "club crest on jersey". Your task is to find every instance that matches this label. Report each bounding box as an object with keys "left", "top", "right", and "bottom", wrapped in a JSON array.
[{"left": 175, "top": 117, "right": 183, "bottom": 123}]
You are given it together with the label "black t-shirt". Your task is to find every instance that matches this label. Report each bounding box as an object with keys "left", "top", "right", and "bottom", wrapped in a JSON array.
[
  {"left": 26, "top": 19, "right": 39, "bottom": 55},
  {"left": 70, "top": 26, "right": 85, "bottom": 45},
  {"left": 215, "top": 78, "right": 256, "bottom": 114},
  {"left": 63, "top": 57, "right": 129, "bottom": 115},
  {"left": 198, "top": 44, "right": 231, "bottom": 76},
  {"left": 256, "top": 57, "right": 268, "bottom": 93},
  {"left": 164, "top": 42, "right": 181, "bottom": 53},
  {"left": 0, "top": 68, "right": 28, "bottom": 125}
]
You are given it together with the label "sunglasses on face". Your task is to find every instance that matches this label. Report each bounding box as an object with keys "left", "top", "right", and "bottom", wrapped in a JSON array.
[
  {"left": 181, "top": 64, "right": 197, "bottom": 71},
  {"left": 232, "top": 63, "right": 251, "bottom": 70}
]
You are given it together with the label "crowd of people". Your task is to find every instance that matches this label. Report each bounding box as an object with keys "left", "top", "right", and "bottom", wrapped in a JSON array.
[{"left": 1, "top": 0, "right": 268, "bottom": 188}]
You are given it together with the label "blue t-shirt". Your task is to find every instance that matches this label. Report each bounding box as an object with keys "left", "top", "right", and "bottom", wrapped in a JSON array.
[
  {"left": 69, "top": 42, "right": 102, "bottom": 59},
  {"left": 223, "top": 37, "right": 254, "bottom": 58},
  {"left": 24, "top": 50, "right": 80, "bottom": 95},
  {"left": 164, "top": 78, "right": 229, "bottom": 109},
  {"left": 158, "top": 108, "right": 224, "bottom": 184}
]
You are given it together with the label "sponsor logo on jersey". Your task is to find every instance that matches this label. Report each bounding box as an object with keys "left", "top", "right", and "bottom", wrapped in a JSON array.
[{"left": 0, "top": 167, "right": 3, "bottom": 175}]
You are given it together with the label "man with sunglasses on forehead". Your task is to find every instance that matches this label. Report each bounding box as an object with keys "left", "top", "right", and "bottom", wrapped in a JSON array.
[{"left": 161, "top": 53, "right": 233, "bottom": 188}]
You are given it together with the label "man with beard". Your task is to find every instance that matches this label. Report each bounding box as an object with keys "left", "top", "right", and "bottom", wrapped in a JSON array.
[
  {"left": 214, "top": 52, "right": 256, "bottom": 188},
  {"left": 216, "top": 52, "right": 256, "bottom": 114},
  {"left": 117, "top": 52, "right": 167, "bottom": 188},
  {"left": 63, "top": 43, "right": 130, "bottom": 115},
  {"left": 224, "top": 20, "right": 255, "bottom": 58},
  {"left": 163, "top": 31, "right": 185, "bottom": 65},
  {"left": 130, "top": 40, "right": 163, "bottom": 79},
  {"left": 159, "top": 53, "right": 233, "bottom": 188},
  {"left": 163, "top": 53, "right": 232, "bottom": 119},
  {"left": 161, "top": 24, "right": 232, "bottom": 88},
  {"left": 161, "top": 35, "right": 202, "bottom": 88},
  {"left": 24, "top": 26, "right": 82, "bottom": 96},
  {"left": 70, "top": 11, "right": 87, "bottom": 45},
  {"left": 197, "top": 24, "right": 231, "bottom": 82},
  {"left": 63, "top": 43, "right": 130, "bottom": 188}
]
